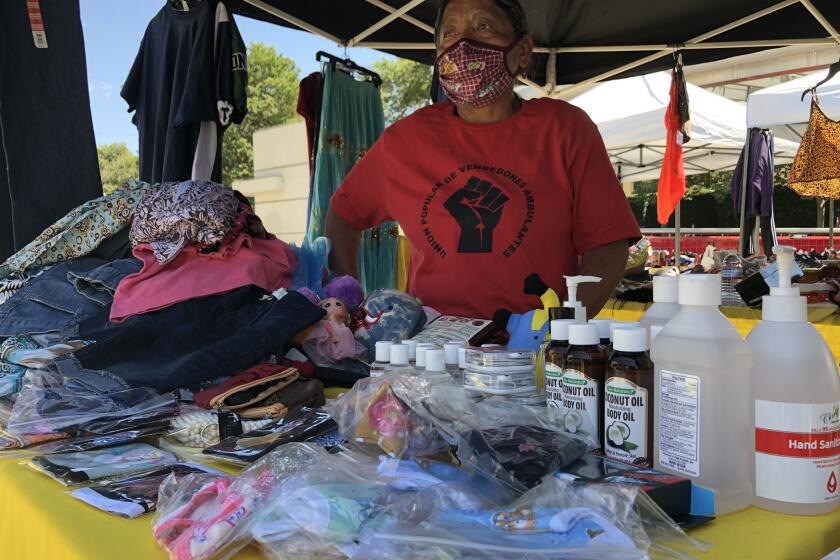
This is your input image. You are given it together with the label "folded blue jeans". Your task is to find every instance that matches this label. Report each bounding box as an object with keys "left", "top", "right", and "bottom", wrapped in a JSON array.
[
  {"left": 0, "top": 258, "right": 140, "bottom": 337},
  {"left": 68, "top": 289, "right": 325, "bottom": 392}
]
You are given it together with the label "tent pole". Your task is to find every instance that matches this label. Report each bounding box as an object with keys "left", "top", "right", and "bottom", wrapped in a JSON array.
[
  {"left": 347, "top": 0, "right": 429, "bottom": 47},
  {"left": 355, "top": 38, "right": 836, "bottom": 52},
  {"left": 675, "top": 201, "right": 681, "bottom": 267},
  {"left": 554, "top": 0, "right": 799, "bottom": 99},
  {"left": 240, "top": 0, "right": 343, "bottom": 44},
  {"left": 517, "top": 76, "right": 550, "bottom": 96},
  {"left": 798, "top": 0, "right": 840, "bottom": 42},
  {"left": 546, "top": 50, "right": 557, "bottom": 95},
  {"left": 738, "top": 130, "right": 752, "bottom": 256},
  {"left": 364, "top": 0, "right": 434, "bottom": 34},
  {"left": 830, "top": 199, "right": 836, "bottom": 250},
  {"left": 551, "top": 38, "right": 835, "bottom": 53}
]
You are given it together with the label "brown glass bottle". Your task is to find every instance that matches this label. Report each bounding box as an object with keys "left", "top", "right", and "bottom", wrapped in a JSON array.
[
  {"left": 605, "top": 327, "right": 654, "bottom": 467},
  {"left": 563, "top": 323, "right": 607, "bottom": 448},
  {"left": 545, "top": 320, "right": 575, "bottom": 419}
]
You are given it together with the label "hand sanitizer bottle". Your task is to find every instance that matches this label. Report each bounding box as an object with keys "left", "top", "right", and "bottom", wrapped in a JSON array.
[
  {"left": 639, "top": 275, "right": 681, "bottom": 337},
  {"left": 652, "top": 274, "right": 754, "bottom": 514},
  {"left": 748, "top": 246, "right": 840, "bottom": 515}
]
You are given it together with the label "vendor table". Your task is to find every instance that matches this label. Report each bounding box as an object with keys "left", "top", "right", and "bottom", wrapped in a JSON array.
[
  {"left": 3, "top": 450, "right": 840, "bottom": 559},
  {"left": 2, "top": 301, "right": 839, "bottom": 559}
]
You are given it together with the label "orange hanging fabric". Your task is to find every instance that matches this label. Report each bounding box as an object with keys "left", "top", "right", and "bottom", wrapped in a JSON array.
[{"left": 657, "top": 60, "right": 691, "bottom": 225}]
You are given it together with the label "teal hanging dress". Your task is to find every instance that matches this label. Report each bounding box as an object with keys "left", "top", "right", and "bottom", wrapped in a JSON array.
[{"left": 306, "top": 63, "right": 397, "bottom": 292}]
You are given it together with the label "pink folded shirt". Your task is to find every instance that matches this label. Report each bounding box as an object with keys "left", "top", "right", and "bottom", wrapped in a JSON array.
[{"left": 109, "top": 232, "right": 296, "bottom": 323}]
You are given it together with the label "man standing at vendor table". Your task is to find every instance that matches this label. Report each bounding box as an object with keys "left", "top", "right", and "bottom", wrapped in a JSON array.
[{"left": 326, "top": 0, "right": 641, "bottom": 319}]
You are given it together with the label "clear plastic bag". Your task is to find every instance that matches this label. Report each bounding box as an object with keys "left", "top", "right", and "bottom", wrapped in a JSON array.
[
  {"left": 167, "top": 407, "right": 274, "bottom": 448},
  {"left": 70, "top": 462, "right": 223, "bottom": 518},
  {"left": 201, "top": 409, "right": 337, "bottom": 465},
  {"left": 325, "top": 375, "right": 451, "bottom": 459},
  {"left": 6, "top": 368, "right": 175, "bottom": 439},
  {"left": 251, "top": 449, "right": 505, "bottom": 560},
  {"left": 153, "top": 442, "right": 326, "bottom": 560},
  {"left": 351, "top": 477, "right": 663, "bottom": 560},
  {"left": 29, "top": 442, "right": 179, "bottom": 486}
]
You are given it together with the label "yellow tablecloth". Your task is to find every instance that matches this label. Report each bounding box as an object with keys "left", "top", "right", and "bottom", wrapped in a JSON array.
[
  {"left": 3, "top": 451, "right": 840, "bottom": 560},
  {"left": 2, "top": 301, "right": 839, "bottom": 559}
]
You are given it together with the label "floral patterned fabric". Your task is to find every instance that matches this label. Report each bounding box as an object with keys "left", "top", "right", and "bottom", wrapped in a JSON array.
[
  {"left": 0, "top": 180, "right": 151, "bottom": 281},
  {"left": 129, "top": 180, "right": 239, "bottom": 265}
]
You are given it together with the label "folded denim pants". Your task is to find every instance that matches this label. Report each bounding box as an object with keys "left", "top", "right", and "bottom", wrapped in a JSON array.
[
  {"left": 68, "top": 289, "right": 326, "bottom": 392},
  {"left": 0, "top": 258, "right": 140, "bottom": 337}
]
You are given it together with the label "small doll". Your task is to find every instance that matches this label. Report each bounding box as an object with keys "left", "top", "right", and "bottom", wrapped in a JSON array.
[
  {"left": 299, "top": 277, "right": 367, "bottom": 367},
  {"left": 319, "top": 297, "right": 350, "bottom": 326}
]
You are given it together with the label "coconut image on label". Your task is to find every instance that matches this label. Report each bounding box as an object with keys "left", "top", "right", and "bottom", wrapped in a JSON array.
[
  {"left": 607, "top": 421, "right": 636, "bottom": 451},
  {"left": 565, "top": 410, "right": 583, "bottom": 434}
]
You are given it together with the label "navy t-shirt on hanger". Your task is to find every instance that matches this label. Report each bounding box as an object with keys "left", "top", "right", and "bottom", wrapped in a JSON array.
[{"left": 122, "top": 0, "right": 246, "bottom": 184}]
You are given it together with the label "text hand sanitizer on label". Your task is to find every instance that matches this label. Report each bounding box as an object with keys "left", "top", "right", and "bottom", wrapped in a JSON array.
[
  {"left": 748, "top": 246, "right": 840, "bottom": 515},
  {"left": 754, "top": 401, "right": 840, "bottom": 505}
]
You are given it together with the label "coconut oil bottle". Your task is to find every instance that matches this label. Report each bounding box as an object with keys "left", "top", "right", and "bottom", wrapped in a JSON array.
[
  {"left": 605, "top": 327, "right": 654, "bottom": 467},
  {"left": 562, "top": 323, "right": 606, "bottom": 446}
]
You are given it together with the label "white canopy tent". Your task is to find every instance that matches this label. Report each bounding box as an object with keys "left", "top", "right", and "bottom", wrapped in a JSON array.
[
  {"left": 563, "top": 71, "right": 799, "bottom": 258},
  {"left": 746, "top": 68, "right": 840, "bottom": 248},
  {"left": 568, "top": 72, "right": 799, "bottom": 183},
  {"left": 747, "top": 68, "right": 840, "bottom": 140}
]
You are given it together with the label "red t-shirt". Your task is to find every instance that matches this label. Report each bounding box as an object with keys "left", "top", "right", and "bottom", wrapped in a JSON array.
[{"left": 330, "top": 98, "right": 641, "bottom": 318}]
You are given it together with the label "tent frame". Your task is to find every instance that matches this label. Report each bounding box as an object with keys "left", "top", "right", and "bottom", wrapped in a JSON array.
[
  {"left": 242, "top": 0, "right": 840, "bottom": 97},
  {"left": 243, "top": 0, "right": 840, "bottom": 256}
]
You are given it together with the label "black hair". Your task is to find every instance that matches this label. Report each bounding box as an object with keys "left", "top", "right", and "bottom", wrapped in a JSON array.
[{"left": 434, "top": 0, "right": 529, "bottom": 46}]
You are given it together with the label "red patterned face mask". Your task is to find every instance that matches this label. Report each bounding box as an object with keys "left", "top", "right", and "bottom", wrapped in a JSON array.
[{"left": 436, "top": 38, "right": 519, "bottom": 108}]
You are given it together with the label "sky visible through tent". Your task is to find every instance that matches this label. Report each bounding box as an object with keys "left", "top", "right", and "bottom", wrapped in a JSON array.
[{"left": 80, "top": 0, "right": 392, "bottom": 153}]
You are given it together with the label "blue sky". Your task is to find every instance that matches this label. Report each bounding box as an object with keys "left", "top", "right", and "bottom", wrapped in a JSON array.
[{"left": 80, "top": 0, "right": 393, "bottom": 153}]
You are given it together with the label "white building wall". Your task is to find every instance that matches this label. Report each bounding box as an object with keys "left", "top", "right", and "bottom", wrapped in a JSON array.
[{"left": 233, "top": 120, "right": 310, "bottom": 244}]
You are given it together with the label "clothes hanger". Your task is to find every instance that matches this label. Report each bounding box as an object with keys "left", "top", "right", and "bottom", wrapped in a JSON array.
[
  {"left": 801, "top": 57, "right": 840, "bottom": 101},
  {"left": 168, "top": 0, "right": 203, "bottom": 12},
  {"left": 316, "top": 51, "right": 382, "bottom": 88}
]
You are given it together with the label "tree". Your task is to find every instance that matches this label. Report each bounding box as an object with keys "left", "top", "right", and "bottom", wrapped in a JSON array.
[
  {"left": 222, "top": 42, "right": 301, "bottom": 185},
  {"left": 97, "top": 143, "right": 139, "bottom": 194},
  {"left": 372, "top": 58, "right": 432, "bottom": 124},
  {"left": 627, "top": 165, "right": 824, "bottom": 228}
]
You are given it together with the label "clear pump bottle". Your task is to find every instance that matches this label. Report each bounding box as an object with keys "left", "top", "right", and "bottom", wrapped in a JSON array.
[{"left": 748, "top": 246, "right": 840, "bottom": 515}]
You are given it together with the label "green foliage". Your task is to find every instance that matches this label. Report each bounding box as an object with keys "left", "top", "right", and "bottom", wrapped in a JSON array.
[
  {"left": 222, "top": 42, "right": 301, "bottom": 185},
  {"left": 372, "top": 58, "right": 432, "bottom": 124},
  {"left": 97, "top": 143, "right": 139, "bottom": 194},
  {"left": 627, "top": 165, "right": 825, "bottom": 228}
]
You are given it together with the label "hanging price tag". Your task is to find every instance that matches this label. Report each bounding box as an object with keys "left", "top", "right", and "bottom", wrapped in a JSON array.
[{"left": 26, "top": 0, "right": 48, "bottom": 49}]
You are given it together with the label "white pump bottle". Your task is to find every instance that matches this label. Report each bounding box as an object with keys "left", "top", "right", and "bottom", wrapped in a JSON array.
[
  {"left": 748, "top": 246, "right": 840, "bottom": 515},
  {"left": 563, "top": 276, "right": 601, "bottom": 322}
]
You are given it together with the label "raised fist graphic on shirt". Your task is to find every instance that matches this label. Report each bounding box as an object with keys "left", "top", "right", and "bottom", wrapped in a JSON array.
[{"left": 444, "top": 176, "right": 509, "bottom": 253}]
